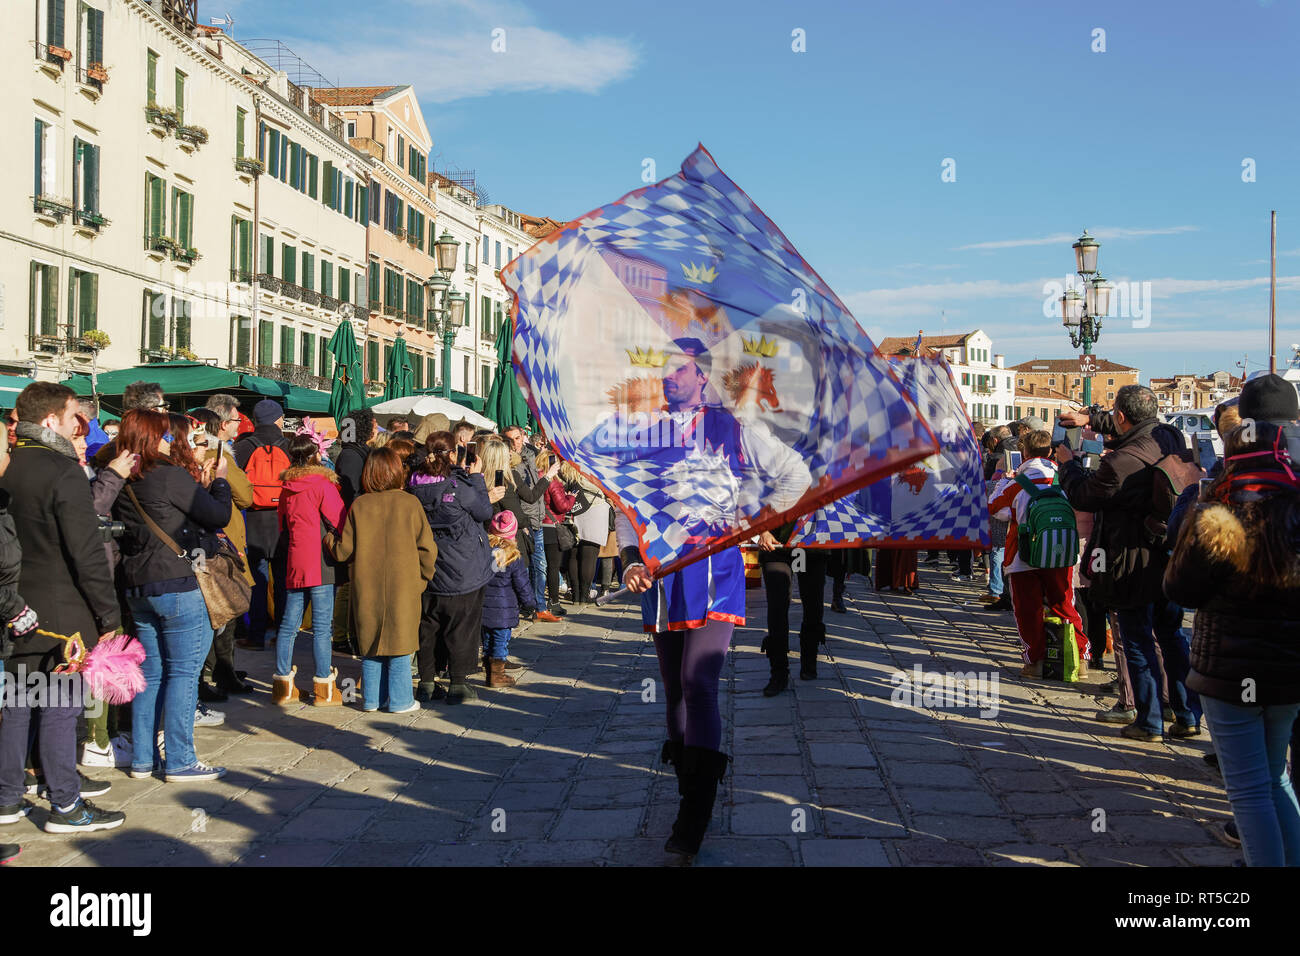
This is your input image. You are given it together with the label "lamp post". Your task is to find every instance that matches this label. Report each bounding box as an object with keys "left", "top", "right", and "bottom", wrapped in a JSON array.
[
  {"left": 425, "top": 229, "right": 467, "bottom": 400},
  {"left": 1060, "top": 230, "right": 1112, "bottom": 407}
]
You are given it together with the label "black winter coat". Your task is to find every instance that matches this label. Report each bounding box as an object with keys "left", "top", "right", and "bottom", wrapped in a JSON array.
[
  {"left": 1163, "top": 481, "right": 1300, "bottom": 704},
  {"left": 481, "top": 549, "right": 536, "bottom": 629},
  {"left": 0, "top": 490, "right": 26, "bottom": 661},
  {"left": 1058, "top": 415, "right": 1192, "bottom": 610},
  {"left": 0, "top": 427, "right": 120, "bottom": 674},
  {"left": 408, "top": 468, "right": 495, "bottom": 596},
  {"left": 333, "top": 440, "right": 370, "bottom": 507},
  {"left": 113, "top": 464, "right": 233, "bottom": 592}
]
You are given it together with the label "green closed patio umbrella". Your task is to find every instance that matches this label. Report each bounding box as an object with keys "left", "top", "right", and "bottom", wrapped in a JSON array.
[
  {"left": 485, "top": 316, "right": 531, "bottom": 430},
  {"left": 383, "top": 334, "right": 414, "bottom": 401},
  {"left": 326, "top": 317, "right": 365, "bottom": 423}
]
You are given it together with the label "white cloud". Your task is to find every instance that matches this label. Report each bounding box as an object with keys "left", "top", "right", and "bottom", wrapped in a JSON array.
[
  {"left": 955, "top": 226, "right": 1199, "bottom": 252},
  {"left": 240, "top": 0, "right": 639, "bottom": 102}
]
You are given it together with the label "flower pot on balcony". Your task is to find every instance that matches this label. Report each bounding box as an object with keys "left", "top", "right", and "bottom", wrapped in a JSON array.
[
  {"left": 172, "top": 247, "right": 201, "bottom": 266},
  {"left": 48, "top": 45, "right": 73, "bottom": 61},
  {"left": 235, "top": 156, "right": 265, "bottom": 176},
  {"left": 79, "top": 330, "right": 112, "bottom": 352},
  {"left": 177, "top": 125, "right": 208, "bottom": 146},
  {"left": 87, "top": 63, "right": 109, "bottom": 82}
]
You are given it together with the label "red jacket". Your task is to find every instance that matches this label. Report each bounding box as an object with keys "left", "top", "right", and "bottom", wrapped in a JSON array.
[
  {"left": 277, "top": 465, "right": 345, "bottom": 588},
  {"left": 544, "top": 481, "right": 576, "bottom": 527}
]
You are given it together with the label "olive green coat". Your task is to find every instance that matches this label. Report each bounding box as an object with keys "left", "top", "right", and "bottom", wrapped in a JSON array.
[{"left": 329, "top": 489, "right": 437, "bottom": 657}]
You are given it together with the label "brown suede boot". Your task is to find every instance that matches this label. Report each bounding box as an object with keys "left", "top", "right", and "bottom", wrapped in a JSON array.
[
  {"left": 487, "top": 658, "right": 516, "bottom": 688},
  {"left": 312, "top": 668, "right": 343, "bottom": 707},
  {"left": 272, "top": 666, "right": 301, "bottom": 706}
]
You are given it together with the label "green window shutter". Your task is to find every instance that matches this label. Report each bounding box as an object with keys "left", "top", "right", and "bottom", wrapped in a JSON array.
[
  {"left": 282, "top": 244, "right": 294, "bottom": 284},
  {"left": 301, "top": 332, "right": 314, "bottom": 370},
  {"left": 258, "top": 320, "right": 274, "bottom": 363},
  {"left": 79, "top": 271, "right": 99, "bottom": 334},
  {"left": 339, "top": 267, "right": 350, "bottom": 304},
  {"left": 72, "top": 138, "right": 82, "bottom": 213},
  {"left": 146, "top": 50, "right": 156, "bottom": 104},
  {"left": 86, "top": 143, "right": 99, "bottom": 214},
  {"left": 322, "top": 161, "right": 333, "bottom": 207},
  {"left": 321, "top": 338, "right": 334, "bottom": 378},
  {"left": 147, "top": 292, "right": 165, "bottom": 349},
  {"left": 230, "top": 215, "right": 238, "bottom": 275},
  {"left": 344, "top": 179, "right": 353, "bottom": 218},
  {"left": 34, "top": 119, "right": 44, "bottom": 199},
  {"left": 235, "top": 317, "right": 251, "bottom": 366},
  {"left": 267, "top": 129, "right": 279, "bottom": 176},
  {"left": 235, "top": 108, "right": 245, "bottom": 158},
  {"left": 368, "top": 262, "right": 379, "bottom": 305},
  {"left": 260, "top": 234, "right": 273, "bottom": 276},
  {"left": 175, "top": 71, "right": 185, "bottom": 126},
  {"left": 181, "top": 193, "right": 193, "bottom": 247},
  {"left": 302, "top": 252, "right": 313, "bottom": 292},
  {"left": 321, "top": 261, "right": 333, "bottom": 298},
  {"left": 240, "top": 220, "right": 252, "bottom": 275},
  {"left": 49, "top": 0, "right": 64, "bottom": 47},
  {"left": 175, "top": 300, "right": 192, "bottom": 350},
  {"left": 428, "top": 357, "right": 436, "bottom": 387},
  {"left": 90, "top": 7, "right": 103, "bottom": 65},
  {"left": 280, "top": 325, "right": 295, "bottom": 364}
]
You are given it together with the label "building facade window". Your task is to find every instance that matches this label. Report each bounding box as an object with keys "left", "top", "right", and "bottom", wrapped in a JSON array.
[
  {"left": 235, "top": 107, "right": 246, "bottom": 158},
  {"left": 144, "top": 172, "right": 166, "bottom": 245},
  {"left": 72, "top": 137, "right": 100, "bottom": 220},
  {"left": 258, "top": 319, "right": 274, "bottom": 364},
  {"left": 232, "top": 315, "right": 252, "bottom": 367},
  {"left": 68, "top": 267, "right": 98, "bottom": 336},
  {"left": 174, "top": 69, "right": 186, "bottom": 126},
  {"left": 146, "top": 49, "right": 157, "bottom": 104},
  {"left": 34, "top": 118, "right": 58, "bottom": 200},
  {"left": 29, "top": 262, "right": 59, "bottom": 337},
  {"left": 171, "top": 187, "right": 193, "bottom": 250},
  {"left": 230, "top": 217, "right": 252, "bottom": 281},
  {"left": 280, "top": 325, "right": 295, "bottom": 364}
]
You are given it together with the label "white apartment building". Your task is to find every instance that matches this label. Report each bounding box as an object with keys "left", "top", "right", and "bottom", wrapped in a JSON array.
[
  {"left": 474, "top": 202, "right": 534, "bottom": 397},
  {"left": 218, "top": 43, "right": 370, "bottom": 389},
  {"left": 877, "top": 330, "right": 1017, "bottom": 425},
  {"left": 3, "top": 0, "right": 254, "bottom": 379},
  {"left": 2, "top": 0, "right": 371, "bottom": 395}
]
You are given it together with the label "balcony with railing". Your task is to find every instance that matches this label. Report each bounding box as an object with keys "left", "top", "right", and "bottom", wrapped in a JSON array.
[
  {"left": 301, "top": 288, "right": 321, "bottom": 307},
  {"left": 319, "top": 293, "right": 341, "bottom": 313},
  {"left": 35, "top": 41, "right": 71, "bottom": 74},
  {"left": 256, "top": 363, "right": 330, "bottom": 392}
]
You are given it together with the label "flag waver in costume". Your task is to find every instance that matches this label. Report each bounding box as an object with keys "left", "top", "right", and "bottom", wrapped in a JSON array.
[
  {"left": 502, "top": 145, "right": 938, "bottom": 580},
  {"left": 501, "top": 146, "right": 937, "bottom": 862}
]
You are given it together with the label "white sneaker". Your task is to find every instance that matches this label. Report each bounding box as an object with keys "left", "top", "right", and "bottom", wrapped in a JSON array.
[
  {"left": 588, "top": 588, "right": 600, "bottom": 601},
  {"left": 194, "top": 704, "right": 225, "bottom": 727},
  {"left": 80, "top": 734, "right": 132, "bottom": 769}
]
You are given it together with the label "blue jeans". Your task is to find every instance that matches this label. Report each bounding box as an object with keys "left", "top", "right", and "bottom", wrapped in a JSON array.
[
  {"left": 1202, "top": 696, "right": 1300, "bottom": 866},
  {"left": 482, "top": 626, "right": 511, "bottom": 659},
  {"left": 361, "top": 655, "right": 414, "bottom": 712},
  {"left": 987, "top": 546, "right": 1005, "bottom": 598},
  {"left": 275, "top": 585, "right": 334, "bottom": 679},
  {"left": 1116, "top": 602, "right": 1194, "bottom": 734},
  {"left": 127, "top": 589, "right": 213, "bottom": 774},
  {"left": 531, "top": 528, "right": 547, "bottom": 610}
]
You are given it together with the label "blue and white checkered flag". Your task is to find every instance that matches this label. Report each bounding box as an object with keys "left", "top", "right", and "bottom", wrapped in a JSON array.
[{"left": 502, "top": 146, "right": 938, "bottom": 575}]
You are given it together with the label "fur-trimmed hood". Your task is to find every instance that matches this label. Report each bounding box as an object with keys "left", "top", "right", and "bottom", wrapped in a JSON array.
[
  {"left": 281, "top": 464, "right": 339, "bottom": 489},
  {"left": 1187, "top": 503, "right": 1250, "bottom": 574}
]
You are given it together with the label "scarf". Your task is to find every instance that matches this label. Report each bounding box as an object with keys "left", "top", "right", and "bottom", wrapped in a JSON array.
[{"left": 14, "top": 421, "right": 78, "bottom": 461}]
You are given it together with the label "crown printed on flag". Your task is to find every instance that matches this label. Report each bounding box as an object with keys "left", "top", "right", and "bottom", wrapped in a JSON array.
[
  {"left": 626, "top": 346, "right": 669, "bottom": 368},
  {"left": 742, "top": 335, "right": 780, "bottom": 358},
  {"left": 681, "top": 262, "right": 718, "bottom": 284}
]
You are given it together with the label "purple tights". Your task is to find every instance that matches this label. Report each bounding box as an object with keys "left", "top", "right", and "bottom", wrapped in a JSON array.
[{"left": 652, "top": 619, "right": 734, "bottom": 750}]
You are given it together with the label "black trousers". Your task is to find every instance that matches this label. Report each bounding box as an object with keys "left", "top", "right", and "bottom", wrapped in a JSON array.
[
  {"left": 1077, "top": 586, "right": 1110, "bottom": 663},
  {"left": 417, "top": 586, "right": 486, "bottom": 681},
  {"left": 204, "top": 618, "right": 239, "bottom": 684},
  {"left": 543, "top": 527, "right": 567, "bottom": 606},
  {"left": 567, "top": 542, "right": 600, "bottom": 604},
  {"left": 759, "top": 548, "right": 827, "bottom": 671},
  {"left": 826, "top": 549, "right": 847, "bottom": 603}
]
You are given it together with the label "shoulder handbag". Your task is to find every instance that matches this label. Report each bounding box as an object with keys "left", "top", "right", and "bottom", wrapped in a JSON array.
[{"left": 125, "top": 485, "right": 251, "bottom": 631}]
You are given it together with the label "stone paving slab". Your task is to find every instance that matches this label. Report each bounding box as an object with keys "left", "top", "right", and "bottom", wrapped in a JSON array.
[{"left": 4, "top": 564, "right": 1236, "bottom": 866}]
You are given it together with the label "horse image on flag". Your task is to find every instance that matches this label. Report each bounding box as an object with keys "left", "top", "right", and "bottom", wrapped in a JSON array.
[
  {"left": 502, "top": 145, "right": 939, "bottom": 575},
  {"left": 789, "top": 350, "right": 991, "bottom": 550}
]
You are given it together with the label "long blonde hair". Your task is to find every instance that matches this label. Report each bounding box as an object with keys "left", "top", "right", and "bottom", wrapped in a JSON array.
[
  {"left": 478, "top": 436, "right": 515, "bottom": 489},
  {"left": 489, "top": 532, "right": 521, "bottom": 568}
]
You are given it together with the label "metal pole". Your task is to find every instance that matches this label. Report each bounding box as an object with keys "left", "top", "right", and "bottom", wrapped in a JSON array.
[
  {"left": 1081, "top": 325, "right": 1093, "bottom": 407},
  {"left": 442, "top": 321, "right": 453, "bottom": 400},
  {"left": 1269, "top": 210, "right": 1277, "bottom": 375}
]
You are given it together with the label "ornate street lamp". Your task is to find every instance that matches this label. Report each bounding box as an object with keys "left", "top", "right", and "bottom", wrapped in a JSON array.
[
  {"left": 1060, "top": 230, "right": 1108, "bottom": 405},
  {"left": 425, "top": 263, "right": 466, "bottom": 399}
]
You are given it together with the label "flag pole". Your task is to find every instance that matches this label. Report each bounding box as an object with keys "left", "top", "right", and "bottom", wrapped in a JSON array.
[{"left": 1269, "top": 210, "right": 1277, "bottom": 375}]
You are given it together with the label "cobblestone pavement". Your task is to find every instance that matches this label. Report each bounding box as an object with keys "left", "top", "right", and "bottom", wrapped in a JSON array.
[{"left": 7, "top": 564, "right": 1240, "bottom": 866}]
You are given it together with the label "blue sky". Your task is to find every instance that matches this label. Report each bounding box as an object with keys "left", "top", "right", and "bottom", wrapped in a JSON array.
[{"left": 224, "top": 0, "right": 1300, "bottom": 380}]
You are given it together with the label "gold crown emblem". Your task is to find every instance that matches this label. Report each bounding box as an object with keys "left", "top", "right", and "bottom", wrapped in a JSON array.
[
  {"left": 742, "top": 335, "right": 779, "bottom": 358},
  {"left": 681, "top": 262, "right": 718, "bottom": 284},
  {"left": 626, "top": 346, "right": 669, "bottom": 368}
]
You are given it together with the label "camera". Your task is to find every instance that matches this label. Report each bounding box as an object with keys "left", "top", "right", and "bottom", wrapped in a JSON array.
[{"left": 97, "top": 515, "right": 126, "bottom": 542}]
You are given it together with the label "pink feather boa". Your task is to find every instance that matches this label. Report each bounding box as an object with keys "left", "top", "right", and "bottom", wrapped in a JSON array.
[{"left": 79, "top": 634, "right": 147, "bottom": 705}]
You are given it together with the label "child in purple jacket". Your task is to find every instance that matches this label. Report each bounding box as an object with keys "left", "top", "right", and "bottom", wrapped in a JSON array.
[{"left": 481, "top": 511, "right": 535, "bottom": 688}]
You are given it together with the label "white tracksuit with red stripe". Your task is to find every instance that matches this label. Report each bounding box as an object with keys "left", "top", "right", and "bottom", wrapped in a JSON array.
[{"left": 989, "top": 456, "right": 1087, "bottom": 664}]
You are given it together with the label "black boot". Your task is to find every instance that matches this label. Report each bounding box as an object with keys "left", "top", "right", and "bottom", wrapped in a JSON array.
[
  {"left": 799, "top": 631, "right": 820, "bottom": 680},
  {"left": 762, "top": 668, "right": 789, "bottom": 697},
  {"left": 660, "top": 738, "right": 683, "bottom": 769},
  {"left": 664, "top": 746, "right": 729, "bottom": 859}
]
